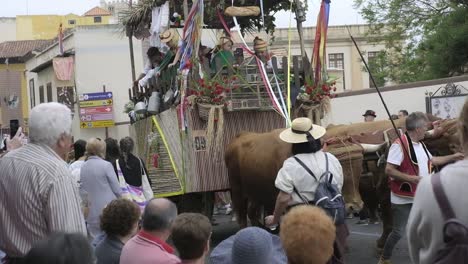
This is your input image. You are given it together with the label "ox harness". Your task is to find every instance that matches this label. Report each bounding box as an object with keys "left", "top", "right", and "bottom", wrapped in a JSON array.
[{"left": 291, "top": 153, "right": 346, "bottom": 225}]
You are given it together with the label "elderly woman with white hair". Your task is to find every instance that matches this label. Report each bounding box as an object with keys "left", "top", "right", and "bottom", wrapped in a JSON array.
[{"left": 80, "top": 138, "right": 122, "bottom": 242}]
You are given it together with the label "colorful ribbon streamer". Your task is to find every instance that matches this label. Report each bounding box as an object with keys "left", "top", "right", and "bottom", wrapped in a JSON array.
[{"left": 312, "top": 0, "right": 331, "bottom": 87}]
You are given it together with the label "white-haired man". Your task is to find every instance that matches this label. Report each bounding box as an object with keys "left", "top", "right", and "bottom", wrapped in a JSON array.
[{"left": 0, "top": 103, "right": 86, "bottom": 263}]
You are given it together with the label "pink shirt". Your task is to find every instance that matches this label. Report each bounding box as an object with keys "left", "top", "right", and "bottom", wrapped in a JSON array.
[{"left": 120, "top": 231, "right": 180, "bottom": 264}]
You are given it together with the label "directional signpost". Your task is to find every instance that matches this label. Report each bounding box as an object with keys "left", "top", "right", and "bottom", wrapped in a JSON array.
[{"left": 79, "top": 92, "right": 115, "bottom": 128}]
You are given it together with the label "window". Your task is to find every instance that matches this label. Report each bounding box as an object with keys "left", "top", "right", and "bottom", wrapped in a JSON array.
[
  {"left": 47, "top": 82, "right": 52, "bottom": 102},
  {"left": 94, "top": 16, "right": 102, "bottom": 23},
  {"left": 39, "top": 85, "right": 44, "bottom": 103},
  {"left": 29, "top": 79, "right": 35, "bottom": 108},
  {"left": 68, "top": 19, "right": 76, "bottom": 25},
  {"left": 108, "top": 6, "right": 115, "bottom": 13},
  {"left": 328, "top": 53, "right": 344, "bottom": 69}
]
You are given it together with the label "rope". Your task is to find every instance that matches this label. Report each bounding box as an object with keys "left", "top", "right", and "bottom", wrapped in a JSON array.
[{"left": 337, "top": 137, "right": 359, "bottom": 201}]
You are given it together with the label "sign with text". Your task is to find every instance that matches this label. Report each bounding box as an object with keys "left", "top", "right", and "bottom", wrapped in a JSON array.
[{"left": 79, "top": 92, "right": 115, "bottom": 128}]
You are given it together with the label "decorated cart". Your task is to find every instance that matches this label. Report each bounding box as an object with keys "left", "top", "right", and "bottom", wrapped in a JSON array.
[{"left": 122, "top": 0, "right": 336, "bottom": 214}]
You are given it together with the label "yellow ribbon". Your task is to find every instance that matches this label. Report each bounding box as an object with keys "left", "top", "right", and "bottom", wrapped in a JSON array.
[{"left": 152, "top": 116, "right": 185, "bottom": 195}]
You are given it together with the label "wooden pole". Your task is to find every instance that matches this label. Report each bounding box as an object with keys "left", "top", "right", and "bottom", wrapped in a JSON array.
[
  {"left": 183, "top": 0, "right": 189, "bottom": 22},
  {"left": 295, "top": 0, "right": 308, "bottom": 62},
  {"left": 128, "top": 0, "right": 136, "bottom": 82},
  {"left": 103, "top": 85, "right": 109, "bottom": 139}
]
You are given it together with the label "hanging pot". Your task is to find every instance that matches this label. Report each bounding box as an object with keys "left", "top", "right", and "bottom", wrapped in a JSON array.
[
  {"left": 134, "top": 98, "right": 148, "bottom": 114},
  {"left": 147, "top": 92, "right": 160, "bottom": 114}
]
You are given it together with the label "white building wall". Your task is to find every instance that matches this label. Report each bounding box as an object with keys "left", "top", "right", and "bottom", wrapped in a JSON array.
[
  {"left": 26, "top": 25, "right": 144, "bottom": 141},
  {"left": 73, "top": 25, "right": 143, "bottom": 141},
  {"left": 326, "top": 78, "right": 468, "bottom": 125},
  {"left": 0, "top": 18, "right": 16, "bottom": 43}
]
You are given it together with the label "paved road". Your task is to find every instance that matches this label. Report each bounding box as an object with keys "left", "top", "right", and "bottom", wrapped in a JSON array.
[{"left": 207, "top": 214, "right": 412, "bottom": 264}]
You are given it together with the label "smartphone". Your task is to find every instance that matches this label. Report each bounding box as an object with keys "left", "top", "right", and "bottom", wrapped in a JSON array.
[{"left": 9, "top": 119, "right": 19, "bottom": 138}]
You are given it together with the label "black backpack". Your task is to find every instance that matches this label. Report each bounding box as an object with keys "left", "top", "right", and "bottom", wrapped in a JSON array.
[
  {"left": 431, "top": 173, "right": 468, "bottom": 264},
  {"left": 293, "top": 153, "right": 346, "bottom": 225}
]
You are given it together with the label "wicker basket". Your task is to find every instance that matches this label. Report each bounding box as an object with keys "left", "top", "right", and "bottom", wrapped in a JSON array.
[{"left": 197, "top": 102, "right": 211, "bottom": 121}]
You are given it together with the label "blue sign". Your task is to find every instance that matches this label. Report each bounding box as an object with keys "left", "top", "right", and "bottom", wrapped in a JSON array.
[{"left": 79, "top": 92, "right": 113, "bottom": 102}]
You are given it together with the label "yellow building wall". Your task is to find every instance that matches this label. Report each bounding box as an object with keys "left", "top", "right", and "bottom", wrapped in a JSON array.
[
  {"left": 16, "top": 15, "right": 111, "bottom": 40},
  {"left": 0, "top": 64, "right": 28, "bottom": 126}
]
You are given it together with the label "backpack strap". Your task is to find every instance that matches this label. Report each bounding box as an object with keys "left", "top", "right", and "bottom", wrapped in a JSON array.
[
  {"left": 431, "top": 173, "right": 456, "bottom": 221},
  {"left": 321, "top": 152, "right": 333, "bottom": 184},
  {"left": 293, "top": 156, "right": 318, "bottom": 181}
]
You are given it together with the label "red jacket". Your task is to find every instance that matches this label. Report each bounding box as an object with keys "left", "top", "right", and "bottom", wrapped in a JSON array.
[{"left": 389, "top": 133, "right": 432, "bottom": 198}]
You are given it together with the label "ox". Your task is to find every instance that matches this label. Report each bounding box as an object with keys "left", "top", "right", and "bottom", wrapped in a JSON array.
[{"left": 225, "top": 119, "right": 407, "bottom": 228}]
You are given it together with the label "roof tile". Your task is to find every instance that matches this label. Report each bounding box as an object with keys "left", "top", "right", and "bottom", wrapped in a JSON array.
[
  {"left": 83, "top": 7, "right": 112, "bottom": 16},
  {"left": 0, "top": 40, "right": 54, "bottom": 59}
]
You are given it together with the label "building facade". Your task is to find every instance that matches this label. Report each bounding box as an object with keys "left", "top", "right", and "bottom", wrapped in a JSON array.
[
  {"left": 0, "top": 40, "right": 53, "bottom": 128},
  {"left": 25, "top": 25, "right": 143, "bottom": 140},
  {"left": 16, "top": 7, "right": 113, "bottom": 40}
]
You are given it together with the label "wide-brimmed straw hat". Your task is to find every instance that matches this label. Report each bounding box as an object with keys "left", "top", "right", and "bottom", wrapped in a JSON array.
[
  {"left": 280, "top": 117, "right": 326, "bottom": 144},
  {"left": 159, "top": 29, "right": 179, "bottom": 44},
  {"left": 253, "top": 37, "right": 268, "bottom": 52}
]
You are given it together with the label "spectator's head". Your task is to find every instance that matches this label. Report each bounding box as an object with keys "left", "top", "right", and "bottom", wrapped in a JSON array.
[
  {"left": 230, "top": 227, "right": 274, "bottom": 264},
  {"left": 459, "top": 99, "right": 468, "bottom": 154},
  {"left": 363, "top": 110, "right": 376, "bottom": 122},
  {"left": 406, "top": 112, "right": 429, "bottom": 140},
  {"left": 390, "top": 114, "right": 399, "bottom": 120},
  {"left": 120, "top": 136, "right": 134, "bottom": 155},
  {"left": 398, "top": 110, "right": 409, "bottom": 118},
  {"left": 100, "top": 198, "right": 141, "bottom": 239},
  {"left": 24, "top": 232, "right": 93, "bottom": 264},
  {"left": 280, "top": 117, "right": 326, "bottom": 155},
  {"left": 86, "top": 138, "right": 106, "bottom": 158},
  {"left": 105, "top": 138, "right": 120, "bottom": 162},
  {"left": 73, "top": 139, "right": 86, "bottom": 161},
  {"left": 280, "top": 205, "right": 336, "bottom": 264},
  {"left": 29, "top": 103, "right": 73, "bottom": 159},
  {"left": 171, "top": 213, "right": 212, "bottom": 261},
  {"left": 142, "top": 198, "right": 177, "bottom": 240}
]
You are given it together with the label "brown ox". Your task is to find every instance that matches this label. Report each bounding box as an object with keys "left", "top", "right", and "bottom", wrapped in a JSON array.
[{"left": 225, "top": 119, "right": 407, "bottom": 228}]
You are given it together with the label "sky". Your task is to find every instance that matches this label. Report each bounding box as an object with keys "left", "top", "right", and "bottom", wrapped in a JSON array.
[{"left": 1, "top": 0, "right": 365, "bottom": 28}]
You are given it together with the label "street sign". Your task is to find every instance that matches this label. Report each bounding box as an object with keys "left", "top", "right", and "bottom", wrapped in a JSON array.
[{"left": 79, "top": 92, "right": 114, "bottom": 128}]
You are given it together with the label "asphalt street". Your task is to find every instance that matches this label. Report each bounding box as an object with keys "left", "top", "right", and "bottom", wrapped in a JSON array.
[{"left": 206, "top": 214, "right": 412, "bottom": 264}]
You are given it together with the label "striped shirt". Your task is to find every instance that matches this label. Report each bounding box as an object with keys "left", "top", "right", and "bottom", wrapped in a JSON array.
[{"left": 0, "top": 143, "right": 87, "bottom": 257}]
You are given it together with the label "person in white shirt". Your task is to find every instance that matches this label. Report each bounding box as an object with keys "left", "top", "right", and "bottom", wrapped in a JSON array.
[
  {"left": 265, "top": 117, "right": 344, "bottom": 226},
  {"left": 135, "top": 47, "right": 164, "bottom": 88},
  {"left": 378, "top": 112, "right": 463, "bottom": 264}
]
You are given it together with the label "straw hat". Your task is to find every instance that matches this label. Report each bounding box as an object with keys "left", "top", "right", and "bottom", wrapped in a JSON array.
[
  {"left": 253, "top": 37, "right": 268, "bottom": 52},
  {"left": 218, "top": 36, "right": 233, "bottom": 47},
  {"left": 280, "top": 117, "right": 326, "bottom": 144},
  {"left": 159, "top": 29, "right": 179, "bottom": 44}
]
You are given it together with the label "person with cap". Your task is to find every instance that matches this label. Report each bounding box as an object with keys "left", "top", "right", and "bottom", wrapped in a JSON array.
[
  {"left": 362, "top": 110, "right": 377, "bottom": 122},
  {"left": 363, "top": 110, "right": 377, "bottom": 122},
  {"left": 210, "top": 226, "right": 287, "bottom": 264}
]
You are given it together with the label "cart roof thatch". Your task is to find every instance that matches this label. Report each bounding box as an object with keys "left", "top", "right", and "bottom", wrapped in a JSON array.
[{"left": 121, "top": 0, "right": 294, "bottom": 34}]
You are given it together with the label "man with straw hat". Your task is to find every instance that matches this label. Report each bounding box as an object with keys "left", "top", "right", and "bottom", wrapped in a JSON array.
[{"left": 159, "top": 29, "right": 182, "bottom": 68}]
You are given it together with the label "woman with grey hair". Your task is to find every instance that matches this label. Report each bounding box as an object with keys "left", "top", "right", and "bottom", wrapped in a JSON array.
[
  {"left": 80, "top": 138, "right": 122, "bottom": 241},
  {"left": 112, "top": 137, "right": 152, "bottom": 202}
]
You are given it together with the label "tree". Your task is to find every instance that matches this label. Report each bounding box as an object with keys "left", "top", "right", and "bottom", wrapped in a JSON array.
[{"left": 354, "top": 0, "right": 468, "bottom": 83}]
